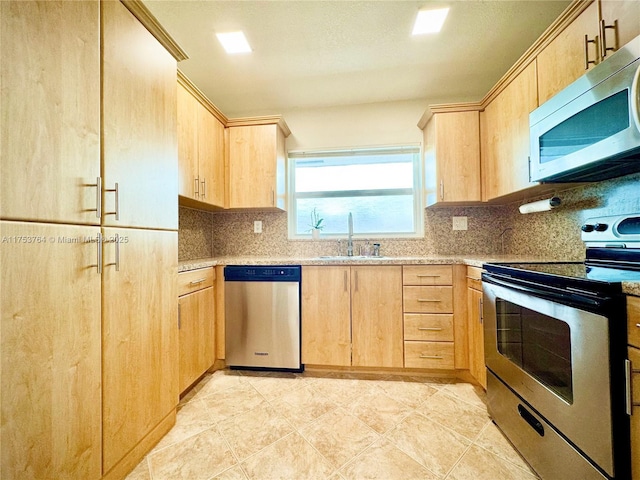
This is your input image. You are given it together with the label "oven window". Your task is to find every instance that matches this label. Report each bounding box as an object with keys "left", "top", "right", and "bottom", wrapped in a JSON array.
[
  {"left": 538, "top": 89, "right": 629, "bottom": 164},
  {"left": 496, "top": 298, "right": 573, "bottom": 403}
]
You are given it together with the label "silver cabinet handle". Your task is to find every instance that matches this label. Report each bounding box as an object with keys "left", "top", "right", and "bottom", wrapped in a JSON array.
[
  {"left": 178, "top": 302, "right": 181, "bottom": 330},
  {"left": 343, "top": 270, "right": 348, "bottom": 292},
  {"left": 201, "top": 179, "right": 206, "bottom": 199},
  {"left": 417, "top": 274, "right": 440, "bottom": 278},
  {"left": 600, "top": 19, "right": 617, "bottom": 58},
  {"left": 105, "top": 182, "right": 119, "bottom": 220},
  {"left": 420, "top": 354, "right": 443, "bottom": 359},
  {"left": 465, "top": 275, "right": 481, "bottom": 280},
  {"left": 636, "top": 323, "right": 640, "bottom": 329},
  {"left": 96, "top": 232, "right": 103, "bottom": 274},
  {"left": 87, "top": 176, "right": 102, "bottom": 218},
  {"left": 479, "top": 298, "right": 483, "bottom": 324},
  {"left": 271, "top": 189, "right": 275, "bottom": 206},
  {"left": 354, "top": 271, "right": 358, "bottom": 292},
  {"left": 584, "top": 34, "right": 599, "bottom": 70},
  {"left": 626, "top": 359, "right": 640, "bottom": 415},
  {"left": 418, "top": 327, "right": 442, "bottom": 331},
  {"left": 105, "top": 234, "right": 120, "bottom": 271},
  {"left": 439, "top": 179, "right": 444, "bottom": 201},
  {"left": 418, "top": 299, "right": 440, "bottom": 302},
  {"left": 189, "top": 278, "right": 206, "bottom": 286},
  {"left": 194, "top": 176, "right": 200, "bottom": 198}
]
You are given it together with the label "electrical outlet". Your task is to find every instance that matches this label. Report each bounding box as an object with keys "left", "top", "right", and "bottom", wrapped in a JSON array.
[
  {"left": 452, "top": 216, "right": 468, "bottom": 231},
  {"left": 254, "top": 220, "right": 263, "bottom": 233}
]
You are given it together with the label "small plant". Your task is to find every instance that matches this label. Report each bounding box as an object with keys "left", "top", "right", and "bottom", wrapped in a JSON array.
[{"left": 308, "top": 207, "right": 324, "bottom": 231}]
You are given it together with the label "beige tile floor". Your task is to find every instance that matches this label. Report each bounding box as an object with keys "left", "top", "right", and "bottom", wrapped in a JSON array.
[{"left": 126, "top": 370, "right": 539, "bottom": 480}]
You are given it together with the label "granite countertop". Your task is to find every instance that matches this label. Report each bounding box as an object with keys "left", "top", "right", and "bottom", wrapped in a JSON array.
[{"left": 178, "top": 255, "right": 640, "bottom": 295}]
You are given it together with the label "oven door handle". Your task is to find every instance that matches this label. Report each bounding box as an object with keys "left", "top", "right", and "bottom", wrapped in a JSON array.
[{"left": 483, "top": 274, "right": 603, "bottom": 309}]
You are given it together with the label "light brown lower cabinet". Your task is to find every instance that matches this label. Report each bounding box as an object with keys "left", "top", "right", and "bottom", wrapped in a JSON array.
[
  {"left": 301, "top": 265, "right": 403, "bottom": 368},
  {"left": 102, "top": 228, "right": 178, "bottom": 474},
  {"left": 1, "top": 221, "right": 102, "bottom": 480},
  {"left": 467, "top": 266, "right": 486, "bottom": 389},
  {"left": 351, "top": 266, "right": 404, "bottom": 368},
  {"left": 629, "top": 346, "right": 639, "bottom": 480},
  {"left": 178, "top": 268, "right": 216, "bottom": 393},
  {"left": 301, "top": 266, "right": 352, "bottom": 366}
]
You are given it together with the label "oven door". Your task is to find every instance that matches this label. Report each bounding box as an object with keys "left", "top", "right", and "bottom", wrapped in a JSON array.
[{"left": 483, "top": 276, "right": 614, "bottom": 476}]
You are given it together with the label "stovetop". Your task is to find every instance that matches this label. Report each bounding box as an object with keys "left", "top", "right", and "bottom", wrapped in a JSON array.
[
  {"left": 485, "top": 262, "right": 640, "bottom": 284},
  {"left": 485, "top": 213, "right": 640, "bottom": 290}
]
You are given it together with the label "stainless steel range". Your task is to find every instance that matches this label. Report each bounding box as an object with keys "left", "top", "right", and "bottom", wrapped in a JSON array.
[{"left": 483, "top": 213, "right": 640, "bottom": 480}]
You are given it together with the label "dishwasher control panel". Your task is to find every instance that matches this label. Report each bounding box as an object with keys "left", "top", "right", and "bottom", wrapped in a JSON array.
[{"left": 224, "top": 265, "right": 301, "bottom": 282}]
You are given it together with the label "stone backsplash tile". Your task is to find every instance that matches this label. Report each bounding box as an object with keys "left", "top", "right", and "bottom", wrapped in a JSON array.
[
  {"left": 178, "top": 172, "right": 640, "bottom": 262},
  {"left": 178, "top": 207, "right": 214, "bottom": 261}
]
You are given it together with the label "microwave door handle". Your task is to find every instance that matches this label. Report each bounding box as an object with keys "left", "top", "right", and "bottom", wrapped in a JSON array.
[
  {"left": 484, "top": 275, "right": 602, "bottom": 309},
  {"left": 631, "top": 63, "right": 640, "bottom": 134}
]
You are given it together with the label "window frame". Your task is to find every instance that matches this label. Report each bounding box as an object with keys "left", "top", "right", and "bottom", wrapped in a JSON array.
[{"left": 287, "top": 145, "right": 424, "bottom": 239}]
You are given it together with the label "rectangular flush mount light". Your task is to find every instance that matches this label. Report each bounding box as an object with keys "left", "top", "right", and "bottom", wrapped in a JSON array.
[
  {"left": 216, "top": 31, "right": 252, "bottom": 54},
  {"left": 412, "top": 7, "right": 449, "bottom": 35}
]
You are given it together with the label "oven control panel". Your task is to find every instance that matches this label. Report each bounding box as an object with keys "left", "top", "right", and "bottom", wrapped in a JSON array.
[{"left": 581, "top": 214, "right": 640, "bottom": 247}]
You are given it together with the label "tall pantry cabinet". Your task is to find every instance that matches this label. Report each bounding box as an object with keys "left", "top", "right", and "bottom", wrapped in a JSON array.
[{"left": 0, "top": 1, "right": 184, "bottom": 479}]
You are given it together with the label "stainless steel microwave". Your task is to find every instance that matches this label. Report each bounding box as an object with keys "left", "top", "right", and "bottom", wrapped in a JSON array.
[{"left": 530, "top": 34, "right": 640, "bottom": 183}]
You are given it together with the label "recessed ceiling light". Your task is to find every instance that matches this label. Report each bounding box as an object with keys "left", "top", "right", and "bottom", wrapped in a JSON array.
[
  {"left": 412, "top": 7, "right": 449, "bottom": 35},
  {"left": 216, "top": 31, "right": 252, "bottom": 54}
]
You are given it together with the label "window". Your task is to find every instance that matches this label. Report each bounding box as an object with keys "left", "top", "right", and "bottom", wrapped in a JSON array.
[{"left": 289, "top": 146, "right": 423, "bottom": 238}]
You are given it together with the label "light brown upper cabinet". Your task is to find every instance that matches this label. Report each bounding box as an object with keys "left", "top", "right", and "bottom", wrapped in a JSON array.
[
  {"left": 102, "top": 1, "right": 178, "bottom": 231},
  {"left": 0, "top": 0, "right": 100, "bottom": 225},
  {"left": 227, "top": 118, "right": 290, "bottom": 210},
  {"left": 422, "top": 108, "right": 482, "bottom": 205},
  {"left": 537, "top": 0, "right": 640, "bottom": 105},
  {"left": 177, "top": 75, "right": 225, "bottom": 208},
  {"left": 481, "top": 61, "right": 538, "bottom": 202}
]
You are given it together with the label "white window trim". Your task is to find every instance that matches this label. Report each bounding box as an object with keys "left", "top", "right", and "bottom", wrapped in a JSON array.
[{"left": 287, "top": 145, "right": 424, "bottom": 240}]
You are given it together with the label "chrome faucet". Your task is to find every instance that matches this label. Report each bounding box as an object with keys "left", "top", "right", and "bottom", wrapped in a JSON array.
[{"left": 347, "top": 212, "right": 354, "bottom": 256}]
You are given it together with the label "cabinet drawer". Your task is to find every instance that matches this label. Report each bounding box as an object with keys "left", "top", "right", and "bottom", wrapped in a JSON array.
[
  {"left": 404, "top": 341, "right": 455, "bottom": 369},
  {"left": 628, "top": 296, "right": 640, "bottom": 349},
  {"left": 403, "top": 265, "right": 452, "bottom": 286},
  {"left": 178, "top": 267, "right": 215, "bottom": 296},
  {"left": 404, "top": 314, "right": 454, "bottom": 341},
  {"left": 467, "top": 266, "right": 482, "bottom": 292},
  {"left": 403, "top": 286, "right": 453, "bottom": 313}
]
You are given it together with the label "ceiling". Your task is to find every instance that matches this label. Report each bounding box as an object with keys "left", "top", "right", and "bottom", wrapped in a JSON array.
[{"left": 143, "top": 0, "right": 571, "bottom": 118}]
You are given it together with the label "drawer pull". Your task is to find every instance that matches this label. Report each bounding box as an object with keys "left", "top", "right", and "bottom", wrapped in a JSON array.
[
  {"left": 418, "top": 299, "right": 440, "bottom": 302},
  {"left": 419, "top": 354, "right": 443, "bottom": 359},
  {"left": 636, "top": 323, "right": 640, "bottom": 328},
  {"left": 418, "top": 327, "right": 442, "bottom": 331},
  {"left": 189, "top": 278, "right": 207, "bottom": 286},
  {"left": 466, "top": 276, "right": 481, "bottom": 280},
  {"left": 417, "top": 274, "right": 440, "bottom": 278}
]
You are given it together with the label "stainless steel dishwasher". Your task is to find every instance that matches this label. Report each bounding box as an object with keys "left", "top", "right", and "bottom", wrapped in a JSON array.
[{"left": 224, "top": 265, "right": 302, "bottom": 371}]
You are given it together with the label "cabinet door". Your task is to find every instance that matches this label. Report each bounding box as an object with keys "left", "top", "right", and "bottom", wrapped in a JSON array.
[
  {"left": 0, "top": 1, "right": 100, "bottom": 225},
  {"left": 629, "top": 346, "right": 640, "bottom": 480},
  {"left": 352, "top": 266, "right": 403, "bottom": 368},
  {"left": 177, "top": 82, "right": 199, "bottom": 200},
  {"left": 1, "top": 221, "right": 101, "bottom": 480},
  {"left": 197, "top": 105, "right": 225, "bottom": 207},
  {"left": 467, "top": 287, "right": 486, "bottom": 389},
  {"left": 102, "top": 0, "right": 178, "bottom": 230},
  {"left": 179, "top": 287, "right": 215, "bottom": 393},
  {"left": 228, "top": 125, "right": 279, "bottom": 209},
  {"left": 481, "top": 61, "right": 538, "bottom": 201},
  {"left": 102, "top": 227, "right": 178, "bottom": 472},
  {"left": 301, "top": 266, "right": 351, "bottom": 366},
  {"left": 536, "top": 2, "right": 600, "bottom": 104},
  {"left": 425, "top": 111, "right": 481, "bottom": 205},
  {"left": 600, "top": 0, "right": 640, "bottom": 60}
]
